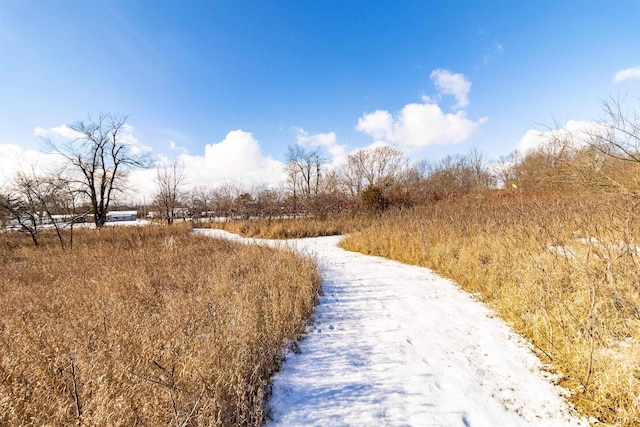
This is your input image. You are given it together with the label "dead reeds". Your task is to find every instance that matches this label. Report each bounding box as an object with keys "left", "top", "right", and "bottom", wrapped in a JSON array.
[
  {"left": 0, "top": 223, "right": 320, "bottom": 426},
  {"left": 201, "top": 215, "right": 368, "bottom": 239},
  {"left": 340, "top": 192, "right": 640, "bottom": 426}
]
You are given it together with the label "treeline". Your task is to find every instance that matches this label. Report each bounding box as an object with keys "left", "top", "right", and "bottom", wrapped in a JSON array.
[
  {"left": 179, "top": 97, "right": 639, "bottom": 220},
  {"left": 175, "top": 145, "right": 496, "bottom": 223},
  {"left": 2, "top": 97, "right": 639, "bottom": 239}
]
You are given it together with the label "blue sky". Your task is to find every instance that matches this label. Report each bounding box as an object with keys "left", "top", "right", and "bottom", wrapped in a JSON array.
[{"left": 1, "top": 0, "right": 639, "bottom": 196}]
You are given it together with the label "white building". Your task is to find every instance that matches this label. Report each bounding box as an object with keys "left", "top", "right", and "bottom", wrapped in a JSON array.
[{"left": 106, "top": 211, "right": 137, "bottom": 222}]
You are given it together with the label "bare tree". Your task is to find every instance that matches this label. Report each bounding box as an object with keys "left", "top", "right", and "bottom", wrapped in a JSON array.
[
  {"left": 153, "top": 157, "right": 189, "bottom": 225},
  {"left": 234, "top": 192, "right": 255, "bottom": 220},
  {"left": 188, "top": 185, "right": 216, "bottom": 223},
  {"left": 53, "top": 178, "right": 88, "bottom": 250},
  {"left": 0, "top": 171, "right": 68, "bottom": 247},
  {"left": 48, "top": 113, "right": 149, "bottom": 227},
  {"left": 286, "top": 145, "right": 324, "bottom": 198},
  {"left": 213, "top": 182, "right": 240, "bottom": 219},
  {"left": 583, "top": 96, "right": 640, "bottom": 197},
  {"left": 253, "top": 186, "right": 283, "bottom": 218},
  {"left": 421, "top": 149, "right": 495, "bottom": 194},
  {"left": 465, "top": 147, "right": 495, "bottom": 191},
  {"left": 493, "top": 151, "right": 521, "bottom": 189},
  {"left": 589, "top": 95, "right": 640, "bottom": 163},
  {"left": 363, "top": 145, "right": 407, "bottom": 188},
  {"left": 339, "top": 145, "right": 407, "bottom": 196},
  {"left": 285, "top": 145, "right": 326, "bottom": 214},
  {"left": 1, "top": 189, "right": 42, "bottom": 246},
  {"left": 0, "top": 193, "right": 8, "bottom": 228},
  {"left": 514, "top": 117, "right": 637, "bottom": 194},
  {"left": 339, "top": 149, "right": 368, "bottom": 197}
]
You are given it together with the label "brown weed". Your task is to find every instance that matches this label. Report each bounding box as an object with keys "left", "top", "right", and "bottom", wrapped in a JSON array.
[{"left": 0, "top": 224, "right": 320, "bottom": 426}]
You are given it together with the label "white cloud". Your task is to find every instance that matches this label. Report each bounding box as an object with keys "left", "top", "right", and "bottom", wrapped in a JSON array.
[
  {"left": 430, "top": 69, "right": 471, "bottom": 109},
  {"left": 0, "top": 144, "right": 67, "bottom": 186},
  {"left": 32, "top": 123, "right": 152, "bottom": 155},
  {"left": 613, "top": 66, "right": 640, "bottom": 83},
  {"left": 127, "top": 131, "right": 286, "bottom": 202},
  {"left": 33, "top": 124, "right": 83, "bottom": 140},
  {"left": 295, "top": 128, "right": 348, "bottom": 166},
  {"left": 119, "top": 124, "right": 153, "bottom": 154},
  {"left": 167, "top": 139, "right": 188, "bottom": 154},
  {"left": 516, "top": 129, "right": 548, "bottom": 154},
  {"left": 154, "top": 130, "right": 286, "bottom": 193},
  {"left": 355, "top": 110, "right": 393, "bottom": 141},
  {"left": 356, "top": 68, "right": 484, "bottom": 153},
  {"left": 516, "top": 120, "right": 606, "bottom": 154},
  {"left": 201, "top": 130, "right": 278, "bottom": 174},
  {"left": 10, "top": 127, "right": 285, "bottom": 203},
  {"left": 51, "top": 124, "right": 84, "bottom": 140},
  {"left": 356, "top": 102, "right": 485, "bottom": 153},
  {"left": 123, "top": 169, "right": 158, "bottom": 203},
  {"left": 33, "top": 127, "right": 48, "bottom": 138}
]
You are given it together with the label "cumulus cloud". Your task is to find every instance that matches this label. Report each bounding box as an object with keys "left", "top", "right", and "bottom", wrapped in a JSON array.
[
  {"left": 613, "top": 66, "right": 640, "bottom": 83},
  {"left": 516, "top": 129, "right": 549, "bottom": 154},
  {"left": 430, "top": 69, "right": 471, "bottom": 109},
  {"left": 295, "top": 128, "right": 348, "bottom": 166},
  {"left": 175, "top": 130, "right": 284, "bottom": 188},
  {"left": 356, "top": 102, "right": 486, "bottom": 153},
  {"left": 127, "top": 131, "right": 286, "bottom": 201},
  {"left": 516, "top": 120, "right": 606, "bottom": 154},
  {"left": 356, "top": 69, "right": 485, "bottom": 153}
]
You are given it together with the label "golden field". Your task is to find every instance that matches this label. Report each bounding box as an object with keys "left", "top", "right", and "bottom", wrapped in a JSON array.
[
  {"left": 0, "top": 224, "right": 320, "bottom": 426},
  {"left": 199, "top": 215, "right": 365, "bottom": 239},
  {"left": 4, "top": 188, "right": 639, "bottom": 426},
  {"left": 339, "top": 193, "right": 640, "bottom": 426},
  {"left": 207, "top": 190, "right": 640, "bottom": 425}
]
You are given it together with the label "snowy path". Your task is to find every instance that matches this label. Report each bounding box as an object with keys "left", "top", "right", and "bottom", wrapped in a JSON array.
[{"left": 197, "top": 229, "right": 588, "bottom": 427}]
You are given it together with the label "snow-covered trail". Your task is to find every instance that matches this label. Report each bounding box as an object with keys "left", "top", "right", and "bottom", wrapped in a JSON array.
[{"left": 196, "top": 229, "right": 588, "bottom": 427}]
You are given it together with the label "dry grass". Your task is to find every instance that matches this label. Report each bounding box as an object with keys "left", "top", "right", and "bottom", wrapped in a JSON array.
[
  {"left": 201, "top": 215, "right": 369, "bottom": 239},
  {"left": 0, "top": 223, "right": 321, "bottom": 426},
  {"left": 340, "top": 193, "right": 640, "bottom": 426}
]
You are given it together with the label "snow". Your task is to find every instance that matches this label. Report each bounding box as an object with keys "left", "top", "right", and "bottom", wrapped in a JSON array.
[{"left": 196, "top": 229, "right": 589, "bottom": 427}]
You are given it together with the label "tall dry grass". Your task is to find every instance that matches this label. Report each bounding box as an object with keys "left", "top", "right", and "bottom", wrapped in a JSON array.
[
  {"left": 0, "top": 223, "right": 320, "bottom": 426},
  {"left": 340, "top": 193, "right": 640, "bottom": 426},
  {"left": 202, "top": 215, "right": 369, "bottom": 239}
]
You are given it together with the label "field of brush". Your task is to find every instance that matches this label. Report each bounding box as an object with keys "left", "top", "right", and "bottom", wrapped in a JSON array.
[
  {"left": 0, "top": 224, "right": 320, "bottom": 426},
  {"left": 338, "top": 192, "right": 640, "bottom": 426},
  {"left": 206, "top": 191, "right": 640, "bottom": 426},
  {"left": 3, "top": 191, "right": 639, "bottom": 426},
  {"left": 200, "top": 215, "right": 366, "bottom": 239}
]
